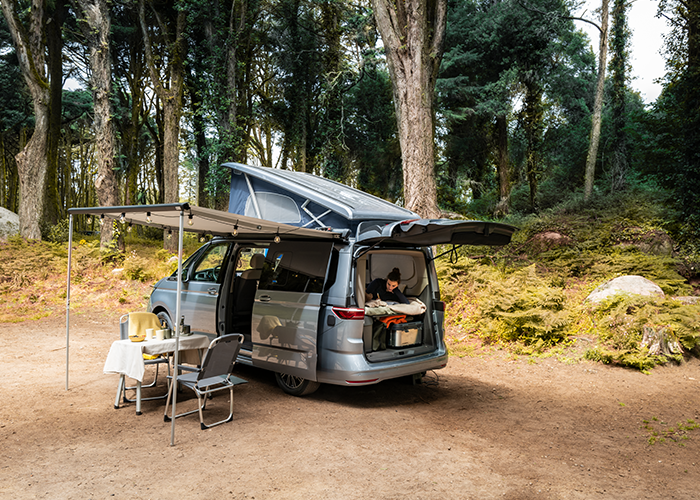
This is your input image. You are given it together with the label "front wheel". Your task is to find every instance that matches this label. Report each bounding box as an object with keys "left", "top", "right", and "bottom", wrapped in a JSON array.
[
  {"left": 155, "top": 310, "right": 173, "bottom": 330},
  {"left": 274, "top": 372, "right": 320, "bottom": 396}
]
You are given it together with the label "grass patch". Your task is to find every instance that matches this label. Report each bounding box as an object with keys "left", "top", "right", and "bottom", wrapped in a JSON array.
[{"left": 642, "top": 418, "right": 700, "bottom": 446}]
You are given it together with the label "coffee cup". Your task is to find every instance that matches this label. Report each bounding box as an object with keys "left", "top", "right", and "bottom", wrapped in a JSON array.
[
  {"left": 156, "top": 329, "right": 165, "bottom": 341},
  {"left": 146, "top": 328, "right": 154, "bottom": 341}
]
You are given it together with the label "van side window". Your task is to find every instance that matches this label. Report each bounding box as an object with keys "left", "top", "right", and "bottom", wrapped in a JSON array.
[
  {"left": 258, "top": 241, "right": 332, "bottom": 294},
  {"left": 191, "top": 242, "right": 229, "bottom": 282}
]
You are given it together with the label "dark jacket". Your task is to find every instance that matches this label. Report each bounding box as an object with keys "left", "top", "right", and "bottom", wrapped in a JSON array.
[{"left": 366, "top": 278, "right": 409, "bottom": 304}]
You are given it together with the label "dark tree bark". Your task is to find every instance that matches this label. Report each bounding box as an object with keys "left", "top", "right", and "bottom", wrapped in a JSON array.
[
  {"left": 608, "top": 0, "right": 629, "bottom": 193},
  {"left": 522, "top": 76, "right": 544, "bottom": 213},
  {"left": 494, "top": 113, "right": 511, "bottom": 215},
  {"left": 43, "top": 0, "right": 68, "bottom": 229}
]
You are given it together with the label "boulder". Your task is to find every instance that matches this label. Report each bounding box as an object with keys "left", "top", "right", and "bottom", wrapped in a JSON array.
[
  {"left": 586, "top": 275, "right": 665, "bottom": 303},
  {"left": 0, "top": 207, "right": 19, "bottom": 240},
  {"left": 615, "top": 227, "right": 674, "bottom": 256},
  {"left": 528, "top": 231, "right": 572, "bottom": 253}
]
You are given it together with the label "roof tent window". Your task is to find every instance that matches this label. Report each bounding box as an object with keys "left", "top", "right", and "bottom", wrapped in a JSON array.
[{"left": 244, "top": 192, "right": 301, "bottom": 223}]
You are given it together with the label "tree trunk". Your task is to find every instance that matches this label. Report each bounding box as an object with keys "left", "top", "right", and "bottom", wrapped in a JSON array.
[
  {"left": 190, "top": 69, "right": 210, "bottom": 207},
  {"left": 72, "top": 0, "right": 122, "bottom": 250},
  {"left": 494, "top": 113, "right": 511, "bottom": 215},
  {"left": 44, "top": 0, "right": 67, "bottom": 229},
  {"left": 0, "top": 0, "right": 50, "bottom": 239},
  {"left": 608, "top": 0, "right": 629, "bottom": 194},
  {"left": 140, "top": 0, "right": 186, "bottom": 251},
  {"left": 371, "top": 0, "right": 447, "bottom": 218},
  {"left": 523, "top": 77, "right": 544, "bottom": 213},
  {"left": 583, "top": 0, "right": 609, "bottom": 201}
]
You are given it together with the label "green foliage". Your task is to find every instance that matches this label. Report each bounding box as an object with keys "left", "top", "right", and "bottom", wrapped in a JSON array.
[
  {"left": 438, "top": 259, "right": 571, "bottom": 349},
  {"left": 0, "top": 236, "right": 67, "bottom": 292},
  {"left": 44, "top": 218, "right": 71, "bottom": 243},
  {"left": 122, "top": 251, "right": 152, "bottom": 282},
  {"left": 440, "top": 188, "right": 700, "bottom": 370}
]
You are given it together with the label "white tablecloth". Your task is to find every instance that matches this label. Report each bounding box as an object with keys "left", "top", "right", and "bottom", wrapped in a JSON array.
[{"left": 104, "top": 335, "right": 211, "bottom": 381}]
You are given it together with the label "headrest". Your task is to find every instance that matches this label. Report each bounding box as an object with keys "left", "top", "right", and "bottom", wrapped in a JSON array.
[{"left": 250, "top": 253, "right": 265, "bottom": 269}]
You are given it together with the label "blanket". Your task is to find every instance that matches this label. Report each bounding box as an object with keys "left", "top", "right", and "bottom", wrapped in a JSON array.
[{"left": 365, "top": 298, "right": 427, "bottom": 317}]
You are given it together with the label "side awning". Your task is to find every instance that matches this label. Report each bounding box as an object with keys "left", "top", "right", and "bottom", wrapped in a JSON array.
[{"left": 67, "top": 203, "right": 345, "bottom": 241}]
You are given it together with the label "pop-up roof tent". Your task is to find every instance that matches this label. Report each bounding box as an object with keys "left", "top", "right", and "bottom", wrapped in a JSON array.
[
  {"left": 225, "top": 162, "right": 417, "bottom": 232},
  {"left": 65, "top": 203, "right": 342, "bottom": 446}
]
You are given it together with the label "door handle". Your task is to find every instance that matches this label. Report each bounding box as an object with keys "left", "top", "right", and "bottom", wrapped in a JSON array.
[
  {"left": 259, "top": 295, "right": 271, "bottom": 302},
  {"left": 207, "top": 287, "right": 218, "bottom": 295}
]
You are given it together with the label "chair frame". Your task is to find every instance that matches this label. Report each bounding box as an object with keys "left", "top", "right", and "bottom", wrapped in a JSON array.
[{"left": 164, "top": 334, "right": 247, "bottom": 429}]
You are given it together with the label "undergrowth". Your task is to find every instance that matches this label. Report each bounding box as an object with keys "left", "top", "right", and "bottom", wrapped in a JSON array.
[
  {"left": 438, "top": 188, "right": 700, "bottom": 370},
  {"left": 0, "top": 234, "right": 200, "bottom": 323}
]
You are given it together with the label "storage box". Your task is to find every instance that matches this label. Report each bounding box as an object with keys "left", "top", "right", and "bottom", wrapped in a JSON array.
[{"left": 388, "top": 322, "right": 422, "bottom": 348}]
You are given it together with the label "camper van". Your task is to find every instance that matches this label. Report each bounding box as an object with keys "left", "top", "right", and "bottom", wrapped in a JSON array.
[{"left": 148, "top": 164, "right": 515, "bottom": 395}]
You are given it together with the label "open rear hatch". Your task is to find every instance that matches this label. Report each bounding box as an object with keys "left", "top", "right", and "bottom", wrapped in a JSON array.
[{"left": 356, "top": 219, "right": 517, "bottom": 247}]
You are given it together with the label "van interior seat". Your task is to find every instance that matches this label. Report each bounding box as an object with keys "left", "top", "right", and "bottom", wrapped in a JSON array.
[
  {"left": 241, "top": 253, "right": 265, "bottom": 280},
  {"left": 231, "top": 252, "right": 266, "bottom": 337}
]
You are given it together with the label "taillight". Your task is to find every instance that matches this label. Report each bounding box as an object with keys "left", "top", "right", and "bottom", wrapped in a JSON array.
[{"left": 332, "top": 306, "right": 365, "bottom": 320}]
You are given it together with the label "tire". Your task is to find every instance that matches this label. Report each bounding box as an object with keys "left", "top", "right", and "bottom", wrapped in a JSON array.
[
  {"left": 274, "top": 372, "right": 320, "bottom": 396},
  {"left": 155, "top": 310, "right": 173, "bottom": 330}
]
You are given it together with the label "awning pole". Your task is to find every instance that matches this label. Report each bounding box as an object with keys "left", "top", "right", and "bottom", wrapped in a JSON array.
[
  {"left": 170, "top": 210, "right": 185, "bottom": 446},
  {"left": 65, "top": 214, "right": 74, "bottom": 390}
]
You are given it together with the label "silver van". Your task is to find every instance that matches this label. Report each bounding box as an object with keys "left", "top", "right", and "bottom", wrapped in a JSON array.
[{"left": 149, "top": 165, "right": 515, "bottom": 395}]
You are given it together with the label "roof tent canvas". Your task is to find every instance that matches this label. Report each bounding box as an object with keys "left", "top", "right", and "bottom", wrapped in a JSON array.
[{"left": 225, "top": 162, "right": 416, "bottom": 232}]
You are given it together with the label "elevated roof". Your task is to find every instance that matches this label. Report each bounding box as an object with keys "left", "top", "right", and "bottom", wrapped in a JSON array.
[{"left": 224, "top": 162, "right": 417, "bottom": 223}]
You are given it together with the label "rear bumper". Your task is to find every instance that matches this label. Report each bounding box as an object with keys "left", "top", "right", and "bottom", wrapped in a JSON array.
[{"left": 315, "top": 349, "right": 449, "bottom": 386}]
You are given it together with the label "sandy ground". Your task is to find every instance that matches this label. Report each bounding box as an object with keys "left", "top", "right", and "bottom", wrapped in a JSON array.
[{"left": 1, "top": 310, "right": 699, "bottom": 500}]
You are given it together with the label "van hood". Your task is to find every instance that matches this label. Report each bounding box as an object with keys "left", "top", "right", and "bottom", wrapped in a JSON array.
[{"left": 356, "top": 219, "right": 517, "bottom": 247}]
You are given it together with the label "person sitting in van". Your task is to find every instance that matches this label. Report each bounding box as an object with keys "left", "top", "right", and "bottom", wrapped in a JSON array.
[{"left": 365, "top": 268, "right": 409, "bottom": 304}]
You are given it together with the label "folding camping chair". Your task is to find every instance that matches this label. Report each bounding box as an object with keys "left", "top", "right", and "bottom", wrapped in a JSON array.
[
  {"left": 164, "top": 334, "right": 247, "bottom": 429},
  {"left": 115, "top": 312, "right": 171, "bottom": 407}
]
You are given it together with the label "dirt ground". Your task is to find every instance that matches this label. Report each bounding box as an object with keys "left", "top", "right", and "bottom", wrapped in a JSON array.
[{"left": 2, "top": 310, "right": 699, "bottom": 500}]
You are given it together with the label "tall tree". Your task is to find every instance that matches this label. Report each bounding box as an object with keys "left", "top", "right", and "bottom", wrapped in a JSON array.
[
  {"left": 43, "top": 0, "right": 68, "bottom": 228},
  {"left": 608, "top": 0, "right": 630, "bottom": 193},
  {"left": 646, "top": 0, "right": 700, "bottom": 234},
  {"left": 438, "top": 0, "right": 522, "bottom": 215},
  {"left": 139, "top": 0, "right": 186, "bottom": 250},
  {"left": 371, "top": 0, "right": 446, "bottom": 218},
  {"left": 0, "top": 0, "right": 51, "bottom": 239},
  {"left": 583, "top": 0, "right": 609, "bottom": 201},
  {"left": 71, "top": 0, "right": 121, "bottom": 248}
]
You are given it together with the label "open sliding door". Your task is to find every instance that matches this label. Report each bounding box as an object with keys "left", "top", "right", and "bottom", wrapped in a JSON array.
[{"left": 250, "top": 240, "right": 334, "bottom": 382}]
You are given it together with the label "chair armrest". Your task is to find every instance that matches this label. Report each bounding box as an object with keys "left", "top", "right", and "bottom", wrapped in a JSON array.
[{"left": 176, "top": 364, "right": 200, "bottom": 373}]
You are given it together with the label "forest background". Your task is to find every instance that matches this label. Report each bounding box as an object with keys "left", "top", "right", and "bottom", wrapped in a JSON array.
[{"left": 1, "top": 0, "right": 700, "bottom": 369}]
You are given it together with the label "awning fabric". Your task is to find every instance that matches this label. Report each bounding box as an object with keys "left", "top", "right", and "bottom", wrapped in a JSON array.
[{"left": 67, "top": 203, "right": 343, "bottom": 241}]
